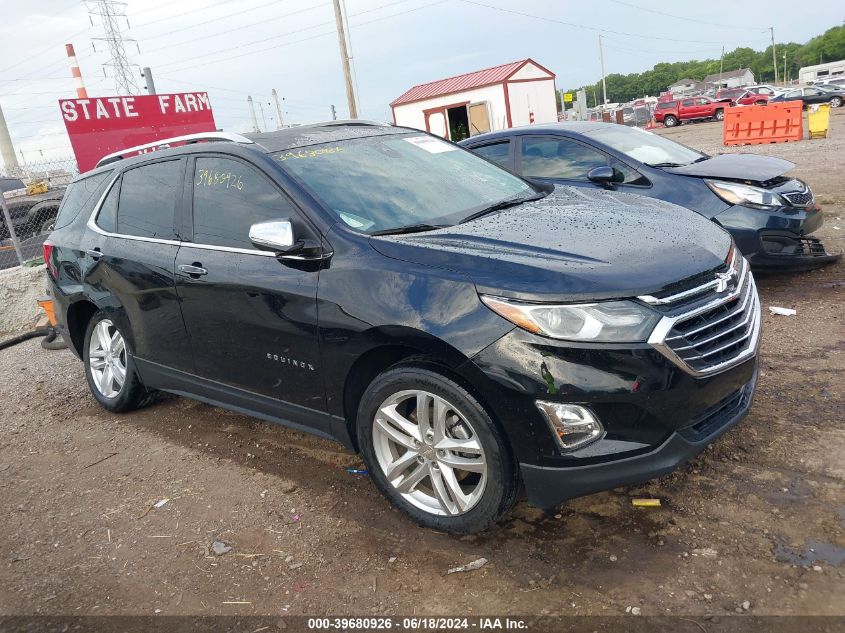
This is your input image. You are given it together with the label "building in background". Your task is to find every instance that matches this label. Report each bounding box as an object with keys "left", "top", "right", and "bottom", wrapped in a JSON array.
[
  {"left": 703, "top": 68, "right": 755, "bottom": 90},
  {"left": 799, "top": 59, "right": 845, "bottom": 84},
  {"left": 390, "top": 59, "right": 557, "bottom": 141},
  {"left": 668, "top": 78, "right": 702, "bottom": 96}
]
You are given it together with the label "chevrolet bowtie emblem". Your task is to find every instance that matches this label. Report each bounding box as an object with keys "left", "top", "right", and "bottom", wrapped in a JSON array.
[{"left": 715, "top": 269, "right": 736, "bottom": 293}]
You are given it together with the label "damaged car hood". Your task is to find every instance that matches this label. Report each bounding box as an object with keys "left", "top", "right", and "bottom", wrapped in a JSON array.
[
  {"left": 369, "top": 187, "right": 731, "bottom": 302},
  {"left": 662, "top": 153, "right": 795, "bottom": 183}
]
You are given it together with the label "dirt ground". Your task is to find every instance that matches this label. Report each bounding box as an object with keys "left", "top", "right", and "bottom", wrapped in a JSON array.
[{"left": 1, "top": 112, "right": 843, "bottom": 619}]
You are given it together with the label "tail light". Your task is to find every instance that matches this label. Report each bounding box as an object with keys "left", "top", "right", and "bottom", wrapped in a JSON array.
[{"left": 43, "top": 241, "right": 58, "bottom": 280}]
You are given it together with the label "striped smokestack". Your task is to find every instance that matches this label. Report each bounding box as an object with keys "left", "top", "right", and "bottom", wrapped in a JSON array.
[{"left": 65, "top": 43, "right": 88, "bottom": 99}]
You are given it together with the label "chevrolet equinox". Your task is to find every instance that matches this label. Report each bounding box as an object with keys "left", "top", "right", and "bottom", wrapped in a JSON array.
[{"left": 45, "top": 122, "right": 761, "bottom": 533}]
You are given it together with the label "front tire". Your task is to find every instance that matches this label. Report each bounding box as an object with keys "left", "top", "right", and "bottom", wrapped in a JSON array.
[
  {"left": 83, "top": 311, "right": 155, "bottom": 412},
  {"left": 663, "top": 115, "right": 679, "bottom": 127},
  {"left": 831, "top": 96, "right": 842, "bottom": 108},
  {"left": 357, "top": 364, "right": 518, "bottom": 533},
  {"left": 714, "top": 108, "right": 724, "bottom": 121}
]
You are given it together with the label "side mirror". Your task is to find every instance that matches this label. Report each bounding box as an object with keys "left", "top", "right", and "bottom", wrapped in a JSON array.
[
  {"left": 249, "top": 218, "right": 328, "bottom": 261},
  {"left": 587, "top": 165, "right": 617, "bottom": 189},
  {"left": 249, "top": 219, "right": 295, "bottom": 252}
]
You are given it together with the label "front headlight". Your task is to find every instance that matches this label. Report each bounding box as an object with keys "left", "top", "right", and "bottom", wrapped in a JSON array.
[
  {"left": 706, "top": 179, "right": 786, "bottom": 209},
  {"left": 480, "top": 296, "right": 660, "bottom": 342}
]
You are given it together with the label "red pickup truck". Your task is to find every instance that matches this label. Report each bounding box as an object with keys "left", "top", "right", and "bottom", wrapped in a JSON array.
[{"left": 653, "top": 96, "right": 732, "bottom": 127}]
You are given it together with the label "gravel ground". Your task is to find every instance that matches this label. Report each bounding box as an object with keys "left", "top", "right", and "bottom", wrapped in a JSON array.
[{"left": 0, "top": 114, "right": 843, "bottom": 619}]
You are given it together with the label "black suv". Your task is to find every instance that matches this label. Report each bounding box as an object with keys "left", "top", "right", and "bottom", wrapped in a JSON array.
[{"left": 46, "top": 123, "right": 761, "bottom": 533}]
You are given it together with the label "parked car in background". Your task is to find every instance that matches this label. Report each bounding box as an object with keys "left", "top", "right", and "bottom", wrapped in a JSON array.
[
  {"left": 770, "top": 86, "right": 843, "bottom": 108},
  {"left": 734, "top": 91, "right": 770, "bottom": 106},
  {"left": 461, "top": 122, "right": 841, "bottom": 272},
  {"left": 819, "top": 77, "right": 845, "bottom": 88},
  {"left": 716, "top": 87, "right": 748, "bottom": 103},
  {"left": 1, "top": 176, "right": 66, "bottom": 240},
  {"left": 46, "top": 123, "right": 762, "bottom": 533},
  {"left": 653, "top": 96, "right": 731, "bottom": 127}
]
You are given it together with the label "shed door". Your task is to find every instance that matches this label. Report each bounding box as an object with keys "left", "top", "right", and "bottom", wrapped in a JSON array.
[
  {"left": 468, "top": 103, "right": 491, "bottom": 136},
  {"left": 426, "top": 110, "right": 448, "bottom": 137}
]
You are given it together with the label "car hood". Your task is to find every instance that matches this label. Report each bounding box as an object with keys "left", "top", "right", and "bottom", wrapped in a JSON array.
[
  {"left": 662, "top": 153, "right": 794, "bottom": 182},
  {"left": 368, "top": 186, "right": 731, "bottom": 302}
]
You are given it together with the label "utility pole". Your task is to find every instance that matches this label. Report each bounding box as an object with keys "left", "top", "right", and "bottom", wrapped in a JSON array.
[
  {"left": 783, "top": 53, "right": 787, "bottom": 85},
  {"left": 141, "top": 67, "right": 156, "bottom": 94},
  {"left": 332, "top": 0, "right": 357, "bottom": 118},
  {"left": 0, "top": 102, "right": 20, "bottom": 173},
  {"left": 770, "top": 27, "right": 779, "bottom": 84},
  {"left": 598, "top": 34, "right": 607, "bottom": 106},
  {"left": 331, "top": 105, "right": 337, "bottom": 121},
  {"left": 271, "top": 89, "right": 284, "bottom": 129},
  {"left": 718, "top": 46, "right": 725, "bottom": 89},
  {"left": 247, "top": 96, "right": 259, "bottom": 133}
]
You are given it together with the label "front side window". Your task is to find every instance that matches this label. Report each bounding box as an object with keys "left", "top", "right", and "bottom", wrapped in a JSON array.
[
  {"left": 472, "top": 142, "right": 511, "bottom": 168},
  {"left": 191, "top": 156, "right": 297, "bottom": 249},
  {"left": 277, "top": 133, "right": 531, "bottom": 234},
  {"left": 54, "top": 171, "right": 111, "bottom": 230},
  {"left": 521, "top": 137, "right": 607, "bottom": 180},
  {"left": 586, "top": 125, "right": 705, "bottom": 167},
  {"left": 117, "top": 160, "right": 182, "bottom": 239}
]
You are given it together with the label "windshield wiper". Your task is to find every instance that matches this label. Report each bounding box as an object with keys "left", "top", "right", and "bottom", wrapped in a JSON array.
[
  {"left": 646, "top": 161, "right": 686, "bottom": 168},
  {"left": 370, "top": 223, "right": 448, "bottom": 236},
  {"left": 460, "top": 191, "right": 547, "bottom": 224}
]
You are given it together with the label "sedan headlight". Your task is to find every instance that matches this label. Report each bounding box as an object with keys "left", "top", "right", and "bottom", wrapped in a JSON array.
[
  {"left": 480, "top": 296, "right": 660, "bottom": 342},
  {"left": 706, "top": 179, "right": 786, "bottom": 209}
]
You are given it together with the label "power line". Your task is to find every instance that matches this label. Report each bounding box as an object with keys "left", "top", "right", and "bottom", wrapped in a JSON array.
[
  {"left": 157, "top": 0, "right": 445, "bottom": 74},
  {"left": 458, "top": 0, "right": 767, "bottom": 45},
  {"left": 143, "top": 2, "right": 331, "bottom": 54},
  {"left": 606, "top": 0, "right": 763, "bottom": 30},
  {"left": 131, "top": 0, "right": 247, "bottom": 30}
]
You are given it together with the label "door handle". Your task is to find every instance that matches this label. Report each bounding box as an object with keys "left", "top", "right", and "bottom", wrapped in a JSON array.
[
  {"left": 178, "top": 264, "right": 208, "bottom": 277},
  {"left": 86, "top": 248, "right": 102, "bottom": 260}
]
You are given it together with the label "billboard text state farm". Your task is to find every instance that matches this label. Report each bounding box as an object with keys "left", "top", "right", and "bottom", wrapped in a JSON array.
[{"left": 59, "top": 92, "right": 217, "bottom": 172}]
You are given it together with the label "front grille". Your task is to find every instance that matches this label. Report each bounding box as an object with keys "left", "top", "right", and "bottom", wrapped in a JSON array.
[
  {"left": 647, "top": 257, "right": 761, "bottom": 376},
  {"left": 783, "top": 190, "right": 813, "bottom": 206}
]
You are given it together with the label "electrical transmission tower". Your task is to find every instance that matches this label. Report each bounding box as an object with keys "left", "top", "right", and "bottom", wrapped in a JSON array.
[{"left": 85, "top": 0, "right": 140, "bottom": 95}]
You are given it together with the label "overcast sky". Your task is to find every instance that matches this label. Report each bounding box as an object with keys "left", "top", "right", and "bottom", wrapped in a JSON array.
[{"left": 1, "top": 0, "right": 842, "bottom": 165}]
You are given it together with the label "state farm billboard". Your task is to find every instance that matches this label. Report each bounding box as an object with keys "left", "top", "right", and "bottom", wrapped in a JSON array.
[{"left": 59, "top": 92, "right": 217, "bottom": 172}]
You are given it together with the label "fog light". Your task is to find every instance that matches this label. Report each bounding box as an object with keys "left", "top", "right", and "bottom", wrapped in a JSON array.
[{"left": 536, "top": 401, "right": 605, "bottom": 452}]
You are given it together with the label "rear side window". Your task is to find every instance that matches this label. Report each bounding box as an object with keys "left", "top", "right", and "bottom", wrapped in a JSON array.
[
  {"left": 472, "top": 142, "right": 511, "bottom": 168},
  {"left": 95, "top": 178, "right": 120, "bottom": 233},
  {"left": 656, "top": 102, "right": 675, "bottom": 110},
  {"left": 191, "top": 156, "right": 298, "bottom": 250},
  {"left": 117, "top": 160, "right": 182, "bottom": 239},
  {"left": 53, "top": 171, "right": 112, "bottom": 230}
]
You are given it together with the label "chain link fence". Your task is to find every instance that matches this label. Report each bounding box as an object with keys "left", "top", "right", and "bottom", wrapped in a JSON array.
[{"left": 1, "top": 157, "right": 77, "bottom": 270}]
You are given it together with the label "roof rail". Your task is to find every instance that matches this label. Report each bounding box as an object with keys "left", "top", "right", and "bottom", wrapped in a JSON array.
[{"left": 95, "top": 132, "right": 254, "bottom": 168}]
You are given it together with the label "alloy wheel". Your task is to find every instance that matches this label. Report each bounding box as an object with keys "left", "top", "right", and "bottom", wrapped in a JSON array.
[
  {"left": 88, "top": 319, "right": 127, "bottom": 398},
  {"left": 372, "top": 389, "right": 487, "bottom": 516}
]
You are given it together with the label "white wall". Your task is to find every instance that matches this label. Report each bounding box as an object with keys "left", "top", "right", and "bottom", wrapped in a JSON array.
[
  {"left": 507, "top": 79, "right": 557, "bottom": 127},
  {"left": 393, "top": 84, "right": 508, "bottom": 135}
]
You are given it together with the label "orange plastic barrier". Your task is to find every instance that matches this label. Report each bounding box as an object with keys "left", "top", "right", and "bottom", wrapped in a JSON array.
[{"left": 723, "top": 101, "right": 804, "bottom": 146}]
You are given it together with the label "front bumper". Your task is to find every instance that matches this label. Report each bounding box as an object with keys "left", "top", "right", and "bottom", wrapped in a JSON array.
[
  {"left": 520, "top": 369, "right": 757, "bottom": 508},
  {"left": 715, "top": 204, "right": 842, "bottom": 271}
]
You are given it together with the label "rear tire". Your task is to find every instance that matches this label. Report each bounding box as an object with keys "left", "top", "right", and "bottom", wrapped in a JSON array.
[
  {"left": 357, "top": 364, "right": 518, "bottom": 533},
  {"left": 663, "top": 115, "right": 679, "bottom": 127},
  {"left": 83, "top": 311, "right": 155, "bottom": 412},
  {"left": 831, "top": 96, "right": 842, "bottom": 108}
]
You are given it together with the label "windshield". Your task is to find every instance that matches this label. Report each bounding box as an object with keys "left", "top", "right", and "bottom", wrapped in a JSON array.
[
  {"left": 586, "top": 125, "right": 706, "bottom": 166},
  {"left": 276, "top": 133, "right": 532, "bottom": 234}
]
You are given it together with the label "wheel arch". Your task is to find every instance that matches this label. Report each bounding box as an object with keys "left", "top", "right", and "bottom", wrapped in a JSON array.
[
  {"left": 65, "top": 299, "right": 99, "bottom": 358},
  {"left": 340, "top": 327, "right": 499, "bottom": 453}
]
